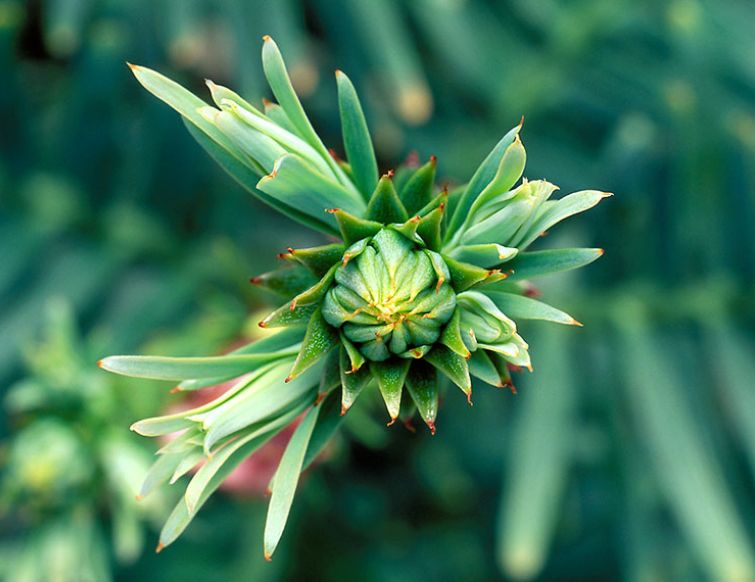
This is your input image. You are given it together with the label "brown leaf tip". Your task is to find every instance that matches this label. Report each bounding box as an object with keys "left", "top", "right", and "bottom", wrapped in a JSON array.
[
  {"left": 262, "top": 35, "right": 272, "bottom": 42},
  {"left": 386, "top": 169, "right": 395, "bottom": 179},
  {"left": 250, "top": 276, "right": 262, "bottom": 285},
  {"left": 427, "top": 420, "right": 437, "bottom": 436},
  {"left": 429, "top": 154, "right": 437, "bottom": 165},
  {"left": 96, "top": 359, "right": 104, "bottom": 368},
  {"left": 155, "top": 543, "right": 165, "bottom": 554},
  {"left": 264, "top": 552, "right": 272, "bottom": 562},
  {"left": 126, "top": 62, "right": 138, "bottom": 71},
  {"left": 598, "top": 248, "right": 605, "bottom": 256},
  {"left": 169, "top": 386, "right": 181, "bottom": 394}
]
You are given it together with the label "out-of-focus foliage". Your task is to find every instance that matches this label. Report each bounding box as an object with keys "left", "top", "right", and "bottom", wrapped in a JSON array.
[
  {"left": 1, "top": 0, "right": 754, "bottom": 580},
  {"left": 0, "top": 302, "right": 165, "bottom": 581}
]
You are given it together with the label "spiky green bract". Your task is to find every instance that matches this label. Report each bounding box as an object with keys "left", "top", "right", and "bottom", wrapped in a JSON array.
[{"left": 110, "top": 35, "right": 608, "bottom": 557}]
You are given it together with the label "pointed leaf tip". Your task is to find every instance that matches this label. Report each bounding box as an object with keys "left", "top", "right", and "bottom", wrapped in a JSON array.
[
  {"left": 156, "top": 543, "right": 165, "bottom": 554},
  {"left": 262, "top": 34, "right": 272, "bottom": 42}
]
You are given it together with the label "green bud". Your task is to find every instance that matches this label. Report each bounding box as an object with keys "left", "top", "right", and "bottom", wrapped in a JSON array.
[
  {"left": 322, "top": 229, "right": 456, "bottom": 361},
  {"left": 457, "top": 291, "right": 531, "bottom": 368}
]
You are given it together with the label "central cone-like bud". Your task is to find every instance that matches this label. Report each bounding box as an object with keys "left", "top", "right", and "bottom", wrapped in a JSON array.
[{"left": 322, "top": 229, "right": 456, "bottom": 361}]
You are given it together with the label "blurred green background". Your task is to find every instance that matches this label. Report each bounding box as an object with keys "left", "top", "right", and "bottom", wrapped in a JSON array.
[{"left": 1, "top": 0, "right": 754, "bottom": 580}]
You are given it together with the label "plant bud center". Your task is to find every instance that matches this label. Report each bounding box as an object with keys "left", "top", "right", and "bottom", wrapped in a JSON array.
[{"left": 322, "top": 229, "right": 456, "bottom": 361}]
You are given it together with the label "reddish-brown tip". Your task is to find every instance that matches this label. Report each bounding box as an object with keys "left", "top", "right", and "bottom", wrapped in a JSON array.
[
  {"left": 598, "top": 248, "right": 605, "bottom": 256},
  {"left": 262, "top": 35, "right": 272, "bottom": 42},
  {"left": 262, "top": 97, "right": 273, "bottom": 107},
  {"left": 427, "top": 420, "right": 437, "bottom": 436},
  {"left": 264, "top": 552, "right": 272, "bottom": 562},
  {"left": 170, "top": 386, "right": 181, "bottom": 394},
  {"left": 96, "top": 359, "right": 104, "bottom": 368},
  {"left": 126, "top": 62, "right": 138, "bottom": 71},
  {"left": 386, "top": 169, "right": 395, "bottom": 179},
  {"left": 289, "top": 300, "right": 297, "bottom": 312},
  {"left": 314, "top": 392, "right": 327, "bottom": 405},
  {"left": 340, "top": 405, "right": 348, "bottom": 416},
  {"left": 386, "top": 417, "right": 397, "bottom": 427},
  {"left": 250, "top": 276, "right": 263, "bottom": 285},
  {"left": 466, "top": 392, "right": 473, "bottom": 406},
  {"left": 429, "top": 154, "right": 437, "bottom": 165},
  {"left": 284, "top": 375, "right": 293, "bottom": 383},
  {"left": 335, "top": 69, "right": 343, "bottom": 77},
  {"left": 518, "top": 115, "right": 525, "bottom": 129},
  {"left": 258, "top": 320, "right": 267, "bottom": 328},
  {"left": 155, "top": 543, "right": 165, "bottom": 554}
]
